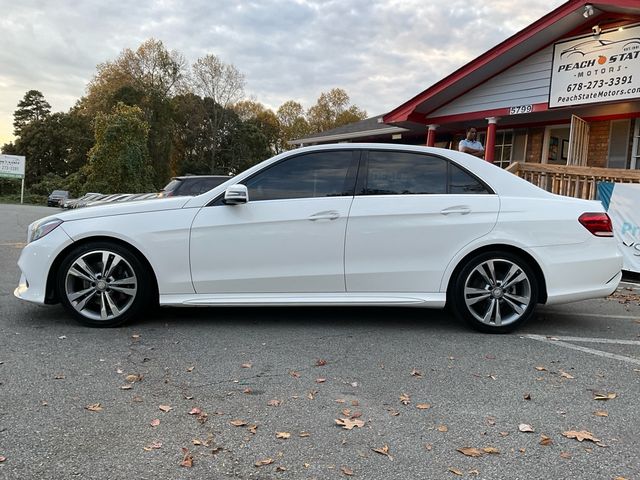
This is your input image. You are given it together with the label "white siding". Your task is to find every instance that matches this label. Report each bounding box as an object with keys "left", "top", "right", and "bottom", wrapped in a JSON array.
[{"left": 430, "top": 46, "right": 554, "bottom": 117}]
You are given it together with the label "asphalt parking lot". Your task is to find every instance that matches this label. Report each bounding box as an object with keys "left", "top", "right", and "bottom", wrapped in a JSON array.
[{"left": 1, "top": 204, "right": 639, "bottom": 480}]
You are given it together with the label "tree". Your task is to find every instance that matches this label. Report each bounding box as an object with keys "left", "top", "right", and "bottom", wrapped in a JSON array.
[
  {"left": 80, "top": 39, "right": 187, "bottom": 185},
  {"left": 277, "top": 100, "right": 310, "bottom": 151},
  {"left": 191, "top": 54, "right": 245, "bottom": 172},
  {"left": 13, "top": 90, "right": 51, "bottom": 136},
  {"left": 11, "top": 111, "right": 94, "bottom": 185},
  {"left": 234, "top": 100, "right": 280, "bottom": 154},
  {"left": 306, "top": 88, "right": 367, "bottom": 134},
  {"left": 84, "top": 103, "right": 155, "bottom": 194}
]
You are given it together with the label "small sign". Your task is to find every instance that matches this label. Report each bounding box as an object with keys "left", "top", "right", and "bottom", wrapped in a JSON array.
[
  {"left": 509, "top": 104, "right": 532, "bottom": 115},
  {"left": 549, "top": 24, "right": 640, "bottom": 108},
  {"left": 0, "top": 154, "right": 26, "bottom": 179}
]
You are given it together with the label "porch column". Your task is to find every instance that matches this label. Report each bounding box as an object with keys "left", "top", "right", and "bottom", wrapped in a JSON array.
[
  {"left": 485, "top": 117, "right": 499, "bottom": 163},
  {"left": 426, "top": 124, "right": 438, "bottom": 147}
]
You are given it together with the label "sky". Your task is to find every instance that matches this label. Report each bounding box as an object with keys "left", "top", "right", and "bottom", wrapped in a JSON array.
[{"left": 0, "top": 0, "right": 567, "bottom": 146}]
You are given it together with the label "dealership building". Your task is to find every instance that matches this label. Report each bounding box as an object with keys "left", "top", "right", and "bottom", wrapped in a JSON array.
[{"left": 292, "top": 0, "right": 640, "bottom": 178}]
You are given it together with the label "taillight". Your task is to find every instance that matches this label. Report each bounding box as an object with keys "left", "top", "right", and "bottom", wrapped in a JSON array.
[{"left": 578, "top": 212, "right": 614, "bottom": 237}]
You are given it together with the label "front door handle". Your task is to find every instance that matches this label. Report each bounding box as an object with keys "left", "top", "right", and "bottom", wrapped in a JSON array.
[
  {"left": 308, "top": 210, "right": 340, "bottom": 221},
  {"left": 440, "top": 206, "right": 471, "bottom": 215}
]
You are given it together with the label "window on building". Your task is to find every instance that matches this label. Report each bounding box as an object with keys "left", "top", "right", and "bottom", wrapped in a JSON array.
[{"left": 492, "top": 130, "right": 513, "bottom": 168}]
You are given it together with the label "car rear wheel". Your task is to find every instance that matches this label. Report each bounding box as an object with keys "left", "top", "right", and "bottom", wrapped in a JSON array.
[
  {"left": 450, "top": 251, "right": 539, "bottom": 333},
  {"left": 57, "top": 242, "right": 151, "bottom": 327}
]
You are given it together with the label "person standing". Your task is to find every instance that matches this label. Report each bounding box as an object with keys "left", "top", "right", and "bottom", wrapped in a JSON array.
[{"left": 458, "top": 127, "right": 485, "bottom": 158}]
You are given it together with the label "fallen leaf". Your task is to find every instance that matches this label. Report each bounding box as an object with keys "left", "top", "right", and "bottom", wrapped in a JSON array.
[
  {"left": 437, "top": 425, "right": 448, "bottom": 432},
  {"left": 54, "top": 374, "right": 65, "bottom": 380},
  {"left": 372, "top": 444, "right": 393, "bottom": 460},
  {"left": 276, "top": 431, "right": 291, "bottom": 439},
  {"left": 316, "top": 378, "right": 326, "bottom": 383},
  {"left": 540, "top": 435, "right": 553, "bottom": 446},
  {"left": 85, "top": 403, "right": 103, "bottom": 412},
  {"left": 335, "top": 398, "right": 346, "bottom": 403},
  {"left": 351, "top": 400, "right": 359, "bottom": 406},
  {"left": 180, "top": 448, "right": 193, "bottom": 468},
  {"left": 351, "top": 412, "right": 362, "bottom": 419},
  {"left": 560, "top": 451, "right": 572, "bottom": 459},
  {"left": 158, "top": 405, "right": 172, "bottom": 413},
  {"left": 183, "top": 395, "right": 194, "bottom": 400},
  {"left": 125, "top": 374, "right": 143, "bottom": 383},
  {"left": 307, "top": 391, "right": 317, "bottom": 400},
  {"left": 387, "top": 408, "right": 400, "bottom": 417},
  {"left": 248, "top": 424, "right": 258, "bottom": 434},
  {"left": 457, "top": 447, "right": 483, "bottom": 457},
  {"left": 276, "top": 466, "right": 287, "bottom": 472},
  {"left": 340, "top": 466, "right": 354, "bottom": 476},
  {"left": 614, "top": 477, "right": 629, "bottom": 480},
  {"left": 316, "top": 359, "right": 327, "bottom": 366},
  {"left": 562, "top": 430, "right": 601, "bottom": 443},
  {"left": 449, "top": 467, "right": 464, "bottom": 476},
  {"left": 268, "top": 399, "right": 282, "bottom": 407},
  {"left": 411, "top": 368, "right": 423, "bottom": 377},
  {"left": 299, "top": 432, "right": 310, "bottom": 437},
  {"left": 0, "top": 456, "right": 6, "bottom": 462},
  {"left": 289, "top": 371, "right": 300, "bottom": 378},
  {"left": 197, "top": 413, "right": 208, "bottom": 424},
  {"left": 342, "top": 408, "right": 351, "bottom": 417},
  {"left": 518, "top": 423, "right": 535, "bottom": 433},
  {"left": 594, "top": 410, "right": 608, "bottom": 417},
  {"left": 519, "top": 448, "right": 526, "bottom": 453},
  {"left": 486, "top": 416, "right": 496, "bottom": 426},
  {"left": 399, "top": 393, "right": 411, "bottom": 405},
  {"left": 186, "top": 366, "right": 195, "bottom": 372},
  {"left": 469, "top": 469, "right": 480, "bottom": 475},
  {"left": 192, "top": 439, "right": 202, "bottom": 446},
  {"left": 143, "top": 442, "right": 162, "bottom": 451},
  {"left": 335, "top": 418, "right": 364, "bottom": 430},
  {"left": 416, "top": 403, "right": 431, "bottom": 410},
  {"left": 483, "top": 447, "right": 500, "bottom": 454},
  {"left": 150, "top": 419, "right": 160, "bottom": 427},
  {"left": 241, "top": 363, "right": 252, "bottom": 369},
  {"left": 211, "top": 446, "right": 223, "bottom": 454},
  {"left": 499, "top": 431, "right": 509, "bottom": 437},
  {"left": 559, "top": 370, "right": 575, "bottom": 379},
  {"left": 535, "top": 366, "right": 547, "bottom": 371},
  {"left": 255, "top": 458, "right": 274, "bottom": 467},
  {"left": 132, "top": 395, "right": 143, "bottom": 403},
  {"left": 131, "top": 334, "right": 141, "bottom": 339},
  {"left": 425, "top": 443, "right": 433, "bottom": 451},
  {"left": 243, "top": 388, "right": 253, "bottom": 394},
  {"left": 523, "top": 393, "right": 531, "bottom": 400},
  {"left": 230, "top": 419, "right": 247, "bottom": 427},
  {"left": 120, "top": 384, "right": 132, "bottom": 390},
  {"left": 188, "top": 407, "right": 202, "bottom": 415},
  {"left": 593, "top": 392, "right": 616, "bottom": 401}
]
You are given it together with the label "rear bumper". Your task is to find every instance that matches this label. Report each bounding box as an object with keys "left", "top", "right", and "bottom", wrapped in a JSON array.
[{"left": 528, "top": 241, "right": 623, "bottom": 305}]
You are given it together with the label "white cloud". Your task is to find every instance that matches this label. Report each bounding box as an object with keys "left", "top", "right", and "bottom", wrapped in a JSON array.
[{"left": 0, "top": 0, "right": 565, "bottom": 145}]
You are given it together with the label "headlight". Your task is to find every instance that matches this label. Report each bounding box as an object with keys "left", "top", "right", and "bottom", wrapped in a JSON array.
[{"left": 28, "top": 218, "right": 63, "bottom": 243}]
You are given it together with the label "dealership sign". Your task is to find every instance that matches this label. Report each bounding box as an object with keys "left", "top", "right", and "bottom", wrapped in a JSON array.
[
  {"left": 0, "top": 154, "right": 26, "bottom": 179},
  {"left": 549, "top": 25, "right": 640, "bottom": 108}
]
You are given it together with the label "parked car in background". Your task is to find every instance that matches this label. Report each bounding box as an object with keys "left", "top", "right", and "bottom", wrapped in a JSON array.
[
  {"left": 47, "top": 190, "right": 70, "bottom": 207},
  {"left": 15, "top": 144, "right": 622, "bottom": 333},
  {"left": 158, "top": 175, "right": 231, "bottom": 197}
]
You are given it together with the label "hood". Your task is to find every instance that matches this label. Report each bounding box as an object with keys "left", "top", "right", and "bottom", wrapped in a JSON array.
[{"left": 48, "top": 196, "right": 192, "bottom": 223}]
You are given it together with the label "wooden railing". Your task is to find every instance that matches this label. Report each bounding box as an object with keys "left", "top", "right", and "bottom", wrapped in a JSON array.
[{"left": 505, "top": 162, "right": 640, "bottom": 200}]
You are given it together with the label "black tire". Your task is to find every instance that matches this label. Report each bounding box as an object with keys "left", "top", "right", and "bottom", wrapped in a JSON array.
[
  {"left": 56, "top": 241, "right": 152, "bottom": 327},
  {"left": 449, "top": 251, "right": 539, "bottom": 333}
]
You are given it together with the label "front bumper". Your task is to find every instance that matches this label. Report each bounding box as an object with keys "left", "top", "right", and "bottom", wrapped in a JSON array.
[{"left": 14, "top": 225, "right": 74, "bottom": 305}]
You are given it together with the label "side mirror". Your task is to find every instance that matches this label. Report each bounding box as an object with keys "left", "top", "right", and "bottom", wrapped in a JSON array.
[{"left": 223, "top": 184, "right": 249, "bottom": 205}]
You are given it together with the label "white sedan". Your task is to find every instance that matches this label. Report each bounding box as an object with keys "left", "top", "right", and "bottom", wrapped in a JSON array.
[{"left": 14, "top": 144, "right": 622, "bottom": 333}]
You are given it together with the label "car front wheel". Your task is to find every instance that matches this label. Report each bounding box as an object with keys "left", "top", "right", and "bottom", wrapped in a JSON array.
[
  {"left": 57, "top": 242, "right": 151, "bottom": 327},
  {"left": 450, "top": 251, "right": 539, "bottom": 333}
]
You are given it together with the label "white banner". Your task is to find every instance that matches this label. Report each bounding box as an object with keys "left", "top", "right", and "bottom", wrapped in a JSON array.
[
  {"left": 0, "top": 154, "right": 26, "bottom": 179},
  {"left": 549, "top": 24, "right": 640, "bottom": 108},
  {"left": 604, "top": 183, "right": 640, "bottom": 274}
]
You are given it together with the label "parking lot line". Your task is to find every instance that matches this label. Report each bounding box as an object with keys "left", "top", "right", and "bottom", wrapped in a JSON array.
[
  {"left": 537, "top": 311, "right": 639, "bottom": 320},
  {"left": 524, "top": 334, "right": 640, "bottom": 366}
]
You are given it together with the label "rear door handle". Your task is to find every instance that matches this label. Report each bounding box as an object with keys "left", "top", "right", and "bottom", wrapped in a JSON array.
[
  {"left": 440, "top": 206, "right": 471, "bottom": 215},
  {"left": 308, "top": 210, "right": 340, "bottom": 221}
]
